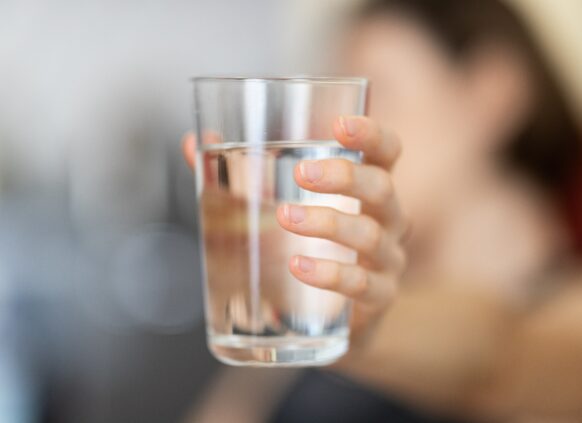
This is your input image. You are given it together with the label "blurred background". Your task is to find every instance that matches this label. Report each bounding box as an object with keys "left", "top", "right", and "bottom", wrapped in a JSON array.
[{"left": 0, "top": 1, "right": 581, "bottom": 422}]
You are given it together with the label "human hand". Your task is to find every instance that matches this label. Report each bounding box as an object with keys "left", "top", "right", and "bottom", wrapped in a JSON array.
[{"left": 182, "top": 116, "right": 407, "bottom": 348}]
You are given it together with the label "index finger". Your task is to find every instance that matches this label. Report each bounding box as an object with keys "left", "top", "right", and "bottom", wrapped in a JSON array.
[{"left": 332, "top": 116, "right": 401, "bottom": 169}]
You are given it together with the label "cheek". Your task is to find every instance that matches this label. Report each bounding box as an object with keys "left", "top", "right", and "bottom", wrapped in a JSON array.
[
  {"left": 370, "top": 80, "right": 463, "bottom": 171},
  {"left": 370, "top": 69, "right": 466, "bottom": 145},
  {"left": 369, "top": 81, "right": 475, "bottom": 221}
]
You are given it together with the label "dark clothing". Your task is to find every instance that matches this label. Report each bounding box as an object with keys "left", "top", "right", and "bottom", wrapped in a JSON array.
[{"left": 270, "top": 370, "right": 467, "bottom": 423}]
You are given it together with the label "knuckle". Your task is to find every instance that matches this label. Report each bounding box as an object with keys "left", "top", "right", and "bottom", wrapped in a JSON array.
[
  {"left": 350, "top": 267, "right": 369, "bottom": 297},
  {"left": 384, "top": 130, "right": 402, "bottom": 161},
  {"left": 370, "top": 171, "right": 393, "bottom": 206},
  {"left": 336, "top": 159, "right": 355, "bottom": 190},
  {"left": 360, "top": 216, "right": 383, "bottom": 254},
  {"left": 322, "top": 208, "right": 339, "bottom": 238},
  {"left": 327, "top": 262, "right": 343, "bottom": 289}
]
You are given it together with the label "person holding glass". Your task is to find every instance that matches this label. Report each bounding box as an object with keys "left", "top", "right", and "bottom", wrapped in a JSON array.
[{"left": 184, "top": 0, "right": 582, "bottom": 421}]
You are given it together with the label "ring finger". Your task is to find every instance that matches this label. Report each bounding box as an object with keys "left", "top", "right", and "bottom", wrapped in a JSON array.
[
  {"left": 277, "top": 204, "right": 392, "bottom": 269},
  {"left": 288, "top": 255, "right": 397, "bottom": 311}
]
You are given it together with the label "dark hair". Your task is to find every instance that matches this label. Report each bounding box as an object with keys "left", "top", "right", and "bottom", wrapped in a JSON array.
[{"left": 357, "top": 0, "right": 581, "bottom": 196}]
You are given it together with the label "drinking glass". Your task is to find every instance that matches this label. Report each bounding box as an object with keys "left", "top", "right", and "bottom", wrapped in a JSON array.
[{"left": 192, "top": 76, "right": 368, "bottom": 366}]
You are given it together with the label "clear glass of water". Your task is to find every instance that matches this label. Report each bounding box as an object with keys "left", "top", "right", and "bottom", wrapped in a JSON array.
[{"left": 192, "top": 76, "right": 368, "bottom": 366}]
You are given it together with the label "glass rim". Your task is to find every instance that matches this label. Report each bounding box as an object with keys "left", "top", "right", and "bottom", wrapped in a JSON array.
[{"left": 191, "top": 75, "right": 368, "bottom": 86}]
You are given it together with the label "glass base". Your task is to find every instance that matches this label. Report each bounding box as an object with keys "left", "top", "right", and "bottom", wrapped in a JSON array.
[{"left": 208, "top": 334, "right": 348, "bottom": 367}]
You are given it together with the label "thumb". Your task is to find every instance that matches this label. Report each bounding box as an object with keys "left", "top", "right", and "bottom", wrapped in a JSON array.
[{"left": 182, "top": 132, "right": 196, "bottom": 169}]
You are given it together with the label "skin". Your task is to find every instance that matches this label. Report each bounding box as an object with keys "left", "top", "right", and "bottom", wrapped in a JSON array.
[
  {"left": 182, "top": 116, "right": 408, "bottom": 423},
  {"left": 183, "top": 115, "right": 407, "bottom": 340},
  {"left": 184, "top": 13, "right": 582, "bottom": 423}
]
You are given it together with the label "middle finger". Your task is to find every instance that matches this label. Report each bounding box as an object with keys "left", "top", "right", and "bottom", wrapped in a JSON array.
[
  {"left": 276, "top": 204, "right": 391, "bottom": 269},
  {"left": 294, "top": 158, "right": 399, "bottom": 224}
]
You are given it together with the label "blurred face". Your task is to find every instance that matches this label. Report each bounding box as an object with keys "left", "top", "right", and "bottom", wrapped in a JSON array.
[{"left": 342, "top": 15, "right": 515, "bottom": 226}]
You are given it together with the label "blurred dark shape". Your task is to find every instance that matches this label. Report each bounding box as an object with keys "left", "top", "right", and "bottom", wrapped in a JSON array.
[{"left": 271, "top": 370, "right": 465, "bottom": 423}]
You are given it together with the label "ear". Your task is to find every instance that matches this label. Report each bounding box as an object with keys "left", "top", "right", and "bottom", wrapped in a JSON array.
[{"left": 464, "top": 42, "right": 535, "bottom": 147}]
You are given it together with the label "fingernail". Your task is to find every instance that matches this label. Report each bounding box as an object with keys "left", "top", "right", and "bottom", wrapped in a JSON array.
[
  {"left": 340, "top": 116, "right": 361, "bottom": 137},
  {"left": 285, "top": 205, "right": 306, "bottom": 224},
  {"left": 299, "top": 161, "right": 323, "bottom": 182},
  {"left": 295, "top": 256, "right": 315, "bottom": 273}
]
